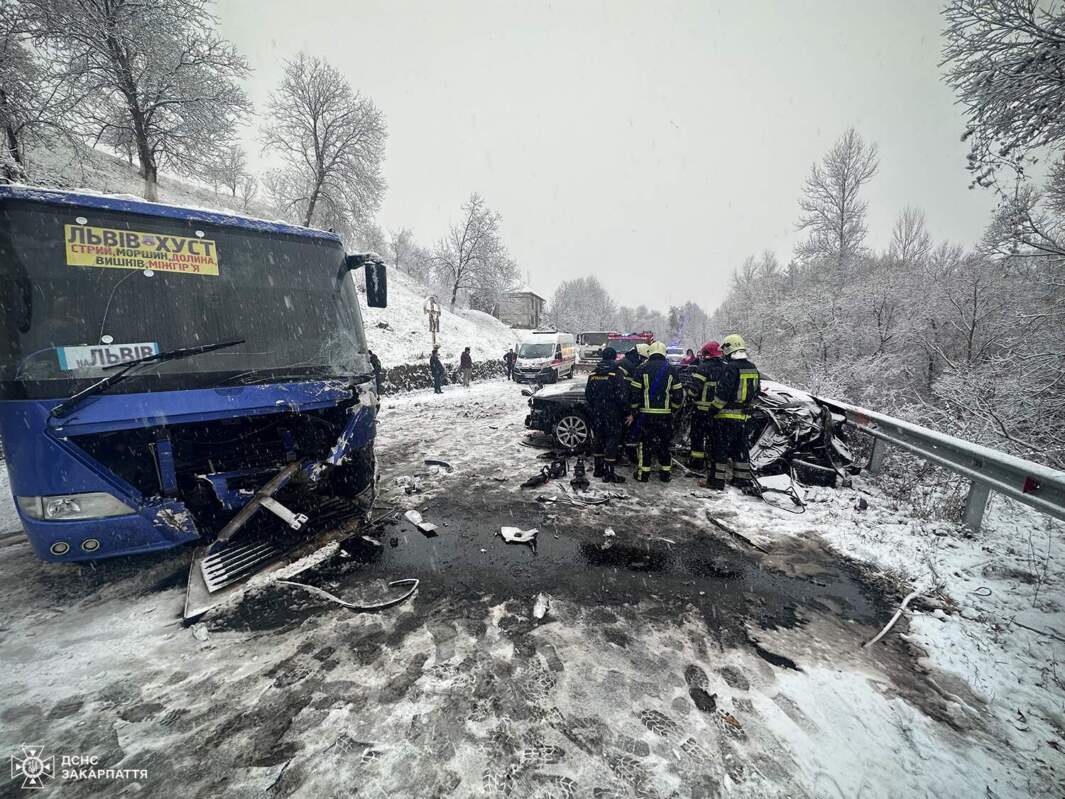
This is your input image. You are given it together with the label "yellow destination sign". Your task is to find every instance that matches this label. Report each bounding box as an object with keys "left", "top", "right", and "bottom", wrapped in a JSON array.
[{"left": 64, "top": 224, "right": 220, "bottom": 276}]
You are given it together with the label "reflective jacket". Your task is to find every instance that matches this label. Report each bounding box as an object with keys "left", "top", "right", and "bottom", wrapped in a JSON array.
[
  {"left": 688, "top": 356, "right": 726, "bottom": 412},
  {"left": 711, "top": 354, "right": 760, "bottom": 421},
  {"left": 629, "top": 354, "right": 685, "bottom": 415},
  {"left": 585, "top": 360, "right": 629, "bottom": 415}
]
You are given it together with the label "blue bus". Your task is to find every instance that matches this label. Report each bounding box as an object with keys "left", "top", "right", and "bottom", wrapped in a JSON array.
[{"left": 0, "top": 187, "right": 386, "bottom": 603}]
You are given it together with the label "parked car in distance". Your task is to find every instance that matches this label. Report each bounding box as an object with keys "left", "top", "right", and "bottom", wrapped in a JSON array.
[
  {"left": 513, "top": 330, "right": 577, "bottom": 383},
  {"left": 665, "top": 346, "right": 686, "bottom": 365}
]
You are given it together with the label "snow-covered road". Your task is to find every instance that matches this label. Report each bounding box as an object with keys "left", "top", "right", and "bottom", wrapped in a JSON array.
[{"left": 1, "top": 379, "right": 1062, "bottom": 797}]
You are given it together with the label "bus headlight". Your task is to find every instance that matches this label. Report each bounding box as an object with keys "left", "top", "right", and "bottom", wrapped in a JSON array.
[{"left": 17, "top": 493, "right": 135, "bottom": 521}]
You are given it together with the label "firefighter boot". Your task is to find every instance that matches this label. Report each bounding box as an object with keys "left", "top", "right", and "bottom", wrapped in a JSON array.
[
  {"left": 603, "top": 463, "right": 626, "bottom": 484},
  {"left": 706, "top": 461, "right": 729, "bottom": 491},
  {"left": 659, "top": 468, "right": 672, "bottom": 484},
  {"left": 592, "top": 456, "right": 605, "bottom": 478}
]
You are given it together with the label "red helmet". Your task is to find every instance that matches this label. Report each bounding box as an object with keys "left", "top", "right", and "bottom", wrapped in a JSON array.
[{"left": 700, "top": 340, "right": 722, "bottom": 358}]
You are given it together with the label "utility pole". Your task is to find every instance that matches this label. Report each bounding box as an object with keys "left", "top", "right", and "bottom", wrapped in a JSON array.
[{"left": 424, "top": 296, "right": 441, "bottom": 348}]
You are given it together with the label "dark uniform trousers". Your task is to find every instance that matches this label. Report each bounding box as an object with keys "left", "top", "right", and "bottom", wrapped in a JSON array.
[
  {"left": 710, "top": 419, "right": 753, "bottom": 486},
  {"left": 636, "top": 416, "right": 673, "bottom": 474},
  {"left": 591, "top": 408, "right": 625, "bottom": 463},
  {"left": 690, "top": 410, "right": 712, "bottom": 467}
]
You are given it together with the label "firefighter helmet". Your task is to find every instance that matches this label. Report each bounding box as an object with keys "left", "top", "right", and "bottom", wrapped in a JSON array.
[
  {"left": 649, "top": 341, "right": 668, "bottom": 357},
  {"left": 721, "top": 334, "right": 746, "bottom": 354},
  {"left": 636, "top": 343, "right": 651, "bottom": 358},
  {"left": 700, "top": 340, "right": 722, "bottom": 358}
]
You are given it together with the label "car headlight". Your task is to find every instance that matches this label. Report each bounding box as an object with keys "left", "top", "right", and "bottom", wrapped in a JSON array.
[{"left": 17, "top": 492, "right": 135, "bottom": 521}]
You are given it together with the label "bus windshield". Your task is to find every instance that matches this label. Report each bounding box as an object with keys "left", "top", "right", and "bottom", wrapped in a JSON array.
[{"left": 0, "top": 200, "right": 370, "bottom": 398}]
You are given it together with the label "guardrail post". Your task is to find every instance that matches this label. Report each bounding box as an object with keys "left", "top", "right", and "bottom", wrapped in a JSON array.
[
  {"left": 867, "top": 437, "right": 886, "bottom": 474},
  {"left": 963, "top": 480, "right": 990, "bottom": 531}
]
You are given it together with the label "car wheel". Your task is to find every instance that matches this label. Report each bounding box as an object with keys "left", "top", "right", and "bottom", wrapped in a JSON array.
[{"left": 554, "top": 413, "right": 590, "bottom": 451}]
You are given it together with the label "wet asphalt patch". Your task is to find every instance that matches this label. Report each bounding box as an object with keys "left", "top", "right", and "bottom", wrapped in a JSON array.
[{"left": 214, "top": 488, "right": 893, "bottom": 648}]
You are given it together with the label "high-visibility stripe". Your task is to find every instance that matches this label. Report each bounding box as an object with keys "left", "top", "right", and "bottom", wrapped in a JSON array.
[
  {"left": 639, "top": 407, "right": 671, "bottom": 414},
  {"left": 716, "top": 411, "right": 749, "bottom": 421},
  {"left": 694, "top": 402, "right": 715, "bottom": 411},
  {"left": 690, "top": 451, "right": 705, "bottom": 459},
  {"left": 738, "top": 371, "right": 759, "bottom": 403},
  {"left": 711, "top": 398, "right": 726, "bottom": 409}
]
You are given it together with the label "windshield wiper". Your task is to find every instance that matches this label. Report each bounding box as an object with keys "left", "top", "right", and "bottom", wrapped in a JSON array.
[{"left": 50, "top": 339, "right": 245, "bottom": 419}]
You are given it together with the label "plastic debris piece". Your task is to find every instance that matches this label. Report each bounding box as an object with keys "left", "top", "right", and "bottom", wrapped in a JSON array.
[
  {"left": 500, "top": 526, "right": 538, "bottom": 544},
  {"left": 424, "top": 459, "right": 453, "bottom": 472},
  {"left": 604, "top": 528, "right": 616, "bottom": 538},
  {"left": 404, "top": 509, "right": 423, "bottom": 526},
  {"left": 190, "top": 623, "right": 209, "bottom": 642},
  {"left": 533, "top": 593, "right": 551, "bottom": 619},
  {"left": 278, "top": 578, "right": 419, "bottom": 612}
]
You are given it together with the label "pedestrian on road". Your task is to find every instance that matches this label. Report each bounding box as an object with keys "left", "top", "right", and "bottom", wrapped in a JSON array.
[
  {"left": 503, "top": 348, "right": 517, "bottom": 380},
  {"left": 368, "top": 349, "right": 383, "bottom": 395},
  {"left": 628, "top": 341, "right": 685, "bottom": 482},
  {"left": 429, "top": 345, "right": 446, "bottom": 394},
  {"left": 460, "top": 346, "right": 474, "bottom": 388},
  {"left": 681, "top": 348, "right": 697, "bottom": 366},
  {"left": 616, "top": 346, "right": 643, "bottom": 463},
  {"left": 585, "top": 347, "right": 630, "bottom": 483},
  {"left": 708, "top": 334, "right": 760, "bottom": 491},
  {"left": 686, "top": 341, "right": 725, "bottom": 475}
]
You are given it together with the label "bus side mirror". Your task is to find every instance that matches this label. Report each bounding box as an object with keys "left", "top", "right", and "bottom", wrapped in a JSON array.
[
  {"left": 365, "top": 262, "right": 387, "bottom": 308},
  {"left": 343, "top": 254, "right": 388, "bottom": 308}
]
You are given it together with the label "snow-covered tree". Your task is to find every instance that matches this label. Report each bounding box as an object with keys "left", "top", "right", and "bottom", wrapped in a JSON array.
[
  {"left": 211, "top": 143, "right": 248, "bottom": 197},
  {"left": 262, "top": 53, "right": 386, "bottom": 234},
  {"left": 942, "top": 0, "right": 1065, "bottom": 188},
  {"left": 0, "top": 0, "right": 81, "bottom": 181},
  {"left": 547, "top": 276, "right": 617, "bottom": 333},
  {"left": 796, "top": 128, "right": 879, "bottom": 272},
  {"left": 432, "top": 193, "right": 518, "bottom": 311},
  {"left": 24, "top": 0, "right": 250, "bottom": 200}
]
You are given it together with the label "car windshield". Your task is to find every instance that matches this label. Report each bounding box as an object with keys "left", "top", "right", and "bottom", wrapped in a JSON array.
[
  {"left": 579, "top": 332, "right": 610, "bottom": 346},
  {"left": 0, "top": 200, "right": 370, "bottom": 398},
  {"left": 518, "top": 342, "right": 556, "bottom": 358}
]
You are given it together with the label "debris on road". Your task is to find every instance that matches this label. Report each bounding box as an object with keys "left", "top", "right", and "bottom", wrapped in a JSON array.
[
  {"left": 190, "top": 623, "right": 209, "bottom": 642},
  {"left": 404, "top": 509, "right": 438, "bottom": 536},
  {"left": 424, "top": 458, "right": 453, "bottom": 472},
  {"left": 863, "top": 586, "right": 925, "bottom": 648},
  {"left": 705, "top": 510, "right": 770, "bottom": 554},
  {"left": 499, "top": 526, "right": 538, "bottom": 544},
  {"left": 533, "top": 592, "right": 551, "bottom": 619},
  {"left": 278, "top": 578, "right": 420, "bottom": 612}
]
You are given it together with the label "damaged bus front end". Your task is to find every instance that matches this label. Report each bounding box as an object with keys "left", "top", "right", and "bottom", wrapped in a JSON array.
[{"left": 0, "top": 187, "right": 387, "bottom": 619}]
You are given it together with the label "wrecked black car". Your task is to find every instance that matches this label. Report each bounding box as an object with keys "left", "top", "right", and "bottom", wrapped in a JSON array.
[{"left": 523, "top": 376, "right": 855, "bottom": 480}]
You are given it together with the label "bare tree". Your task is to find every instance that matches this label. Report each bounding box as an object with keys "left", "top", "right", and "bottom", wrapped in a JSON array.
[
  {"left": 237, "top": 173, "right": 257, "bottom": 211},
  {"left": 25, "top": 0, "right": 250, "bottom": 200},
  {"left": 262, "top": 53, "right": 386, "bottom": 233},
  {"left": 889, "top": 206, "right": 933, "bottom": 265},
  {"left": 389, "top": 228, "right": 416, "bottom": 274},
  {"left": 0, "top": 1, "right": 81, "bottom": 181},
  {"left": 796, "top": 128, "right": 879, "bottom": 271},
  {"left": 433, "top": 193, "right": 517, "bottom": 310},
  {"left": 942, "top": 0, "right": 1065, "bottom": 187},
  {"left": 212, "top": 143, "right": 247, "bottom": 197}
]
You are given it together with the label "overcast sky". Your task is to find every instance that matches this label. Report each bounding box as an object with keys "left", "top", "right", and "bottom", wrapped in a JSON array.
[{"left": 216, "top": 0, "right": 994, "bottom": 313}]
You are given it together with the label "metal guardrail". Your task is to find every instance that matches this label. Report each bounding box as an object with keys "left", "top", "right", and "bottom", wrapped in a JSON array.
[{"left": 817, "top": 396, "right": 1065, "bottom": 530}]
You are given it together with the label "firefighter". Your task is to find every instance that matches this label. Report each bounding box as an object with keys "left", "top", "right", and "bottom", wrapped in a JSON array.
[
  {"left": 616, "top": 347, "right": 642, "bottom": 464},
  {"left": 686, "top": 340, "right": 725, "bottom": 474},
  {"left": 584, "top": 347, "right": 629, "bottom": 483},
  {"left": 708, "top": 334, "right": 760, "bottom": 490},
  {"left": 617, "top": 346, "right": 641, "bottom": 380},
  {"left": 628, "top": 341, "right": 685, "bottom": 482}
]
